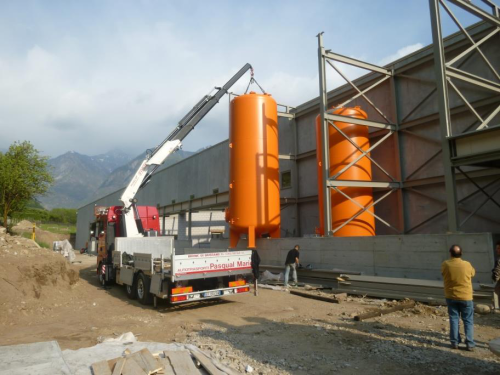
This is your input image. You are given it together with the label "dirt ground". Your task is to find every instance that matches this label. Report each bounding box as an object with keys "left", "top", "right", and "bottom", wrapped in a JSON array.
[{"left": 1, "top": 229, "right": 499, "bottom": 374}]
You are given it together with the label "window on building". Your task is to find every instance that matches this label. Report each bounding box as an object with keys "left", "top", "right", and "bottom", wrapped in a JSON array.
[{"left": 281, "top": 170, "right": 292, "bottom": 189}]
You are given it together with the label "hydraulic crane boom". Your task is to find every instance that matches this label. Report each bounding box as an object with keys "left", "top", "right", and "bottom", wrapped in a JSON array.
[{"left": 120, "top": 63, "right": 253, "bottom": 237}]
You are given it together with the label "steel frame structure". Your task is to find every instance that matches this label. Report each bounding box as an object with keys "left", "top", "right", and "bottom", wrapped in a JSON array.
[
  {"left": 429, "top": 0, "right": 500, "bottom": 232},
  {"left": 316, "top": 2, "right": 500, "bottom": 236},
  {"left": 316, "top": 33, "right": 402, "bottom": 236}
]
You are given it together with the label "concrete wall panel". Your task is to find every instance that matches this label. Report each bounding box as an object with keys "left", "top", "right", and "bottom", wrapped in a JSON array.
[{"left": 209, "top": 233, "right": 496, "bottom": 284}]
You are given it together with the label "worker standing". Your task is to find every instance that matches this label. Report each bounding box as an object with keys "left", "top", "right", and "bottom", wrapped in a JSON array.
[
  {"left": 492, "top": 241, "right": 500, "bottom": 298},
  {"left": 284, "top": 245, "right": 300, "bottom": 288},
  {"left": 441, "top": 244, "right": 476, "bottom": 351}
]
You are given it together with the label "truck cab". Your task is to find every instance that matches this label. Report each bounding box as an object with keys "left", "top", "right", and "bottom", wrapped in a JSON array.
[{"left": 94, "top": 205, "right": 160, "bottom": 283}]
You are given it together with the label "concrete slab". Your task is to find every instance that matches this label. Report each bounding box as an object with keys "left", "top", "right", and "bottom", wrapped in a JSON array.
[{"left": 0, "top": 341, "right": 72, "bottom": 375}]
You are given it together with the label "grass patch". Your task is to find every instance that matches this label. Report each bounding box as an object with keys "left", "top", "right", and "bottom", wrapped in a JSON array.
[
  {"left": 39, "top": 223, "right": 76, "bottom": 234},
  {"left": 20, "top": 232, "right": 51, "bottom": 248},
  {"left": 37, "top": 241, "right": 50, "bottom": 249}
]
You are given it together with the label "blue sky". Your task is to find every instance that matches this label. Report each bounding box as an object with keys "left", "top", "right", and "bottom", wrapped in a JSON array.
[{"left": 0, "top": 0, "right": 488, "bottom": 157}]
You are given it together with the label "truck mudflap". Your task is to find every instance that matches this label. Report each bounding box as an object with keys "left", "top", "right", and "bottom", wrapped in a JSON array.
[
  {"left": 168, "top": 285, "right": 251, "bottom": 304},
  {"left": 172, "top": 250, "right": 253, "bottom": 281}
]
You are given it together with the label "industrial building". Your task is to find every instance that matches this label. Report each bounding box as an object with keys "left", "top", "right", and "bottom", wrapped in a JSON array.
[{"left": 76, "top": 4, "right": 500, "bottom": 284}]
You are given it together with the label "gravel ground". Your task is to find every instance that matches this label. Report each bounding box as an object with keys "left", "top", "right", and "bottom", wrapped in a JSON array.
[{"left": 1, "top": 228, "right": 499, "bottom": 374}]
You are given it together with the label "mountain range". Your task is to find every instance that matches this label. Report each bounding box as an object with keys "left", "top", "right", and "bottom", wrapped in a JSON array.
[{"left": 38, "top": 148, "right": 195, "bottom": 209}]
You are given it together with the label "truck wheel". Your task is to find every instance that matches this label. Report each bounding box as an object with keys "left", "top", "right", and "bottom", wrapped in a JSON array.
[
  {"left": 125, "top": 280, "right": 137, "bottom": 300},
  {"left": 136, "top": 273, "right": 153, "bottom": 305}
]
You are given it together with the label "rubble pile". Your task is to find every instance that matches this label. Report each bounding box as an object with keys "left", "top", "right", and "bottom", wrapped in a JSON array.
[{"left": 0, "top": 226, "right": 79, "bottom": 312}]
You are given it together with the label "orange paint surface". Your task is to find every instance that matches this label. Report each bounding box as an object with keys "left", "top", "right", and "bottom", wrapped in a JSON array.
[
  {"left": 316, "top": 106, "right": 375, "bottom": 237},
  {"left": 226, "top": 92, "right": 281, "bottom": 248}
]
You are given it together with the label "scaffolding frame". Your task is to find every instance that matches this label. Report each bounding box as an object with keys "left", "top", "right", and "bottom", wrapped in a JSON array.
[
  {"left": 316, "top": 1, "right": 500, "bottom": 236},
  {"left": 316, "top": 33, "right": 402, "bottom": 236},
  {"left": 429, "top": 0, "right": 500, "bottom": 232}
]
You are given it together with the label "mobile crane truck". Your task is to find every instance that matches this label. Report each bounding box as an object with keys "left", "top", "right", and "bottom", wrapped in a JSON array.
[{"left": 94, "top": 64, "right": 255, "bottom": 306}]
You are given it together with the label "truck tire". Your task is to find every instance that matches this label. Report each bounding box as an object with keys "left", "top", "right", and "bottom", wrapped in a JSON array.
[
  {"left": 125, "top": 279, "right": 137, "bottom": 300},
  {"left": 136, "top": 273, "right": 153, "bottom": 305}
]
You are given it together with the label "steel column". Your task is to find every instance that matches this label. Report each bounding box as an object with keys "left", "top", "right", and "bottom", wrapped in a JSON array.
[
  {"left": 317, "top": 32, "right": 333, "bottom": 236},
  {"left": 429, "top": 0, "right": 460, "bottom": 232}
]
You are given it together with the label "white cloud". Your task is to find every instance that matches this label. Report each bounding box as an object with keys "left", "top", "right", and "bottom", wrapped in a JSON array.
[
  {"left": 378, "top": 43, "right": 424, "bottom": 66},
  {"left": 0, "top": 1, "right": 427, "bottom": 160}
]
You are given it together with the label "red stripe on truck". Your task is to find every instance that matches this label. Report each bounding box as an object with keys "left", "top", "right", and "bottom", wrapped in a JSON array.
[{"left": 175, "top": 266, "right": 252, "bottom": 276}]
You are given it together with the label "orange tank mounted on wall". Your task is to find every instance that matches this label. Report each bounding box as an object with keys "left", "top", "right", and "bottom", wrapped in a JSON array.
[
  {"left": 316, "top": 106, "right": 375, "bottom": 237},
  {"left": 225, "top": 92, "right": 281, "bottom": 248}
]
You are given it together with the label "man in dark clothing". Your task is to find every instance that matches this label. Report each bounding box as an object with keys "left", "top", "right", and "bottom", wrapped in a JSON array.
[
  {"left": 251, "top": 250, "right": 261, "bottom": 296},
  {"left": 492, "top": 241, "right": 500, "bottom": 298},
  {"left": 284, "top": 245, "right": 300, "bottom": 287}
]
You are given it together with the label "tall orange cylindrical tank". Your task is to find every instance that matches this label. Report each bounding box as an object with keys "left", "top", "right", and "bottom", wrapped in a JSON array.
[
  {"left": 316, "top": 106, "right": 375, "bottom": 237},
  {"left": 225, "top": 91, "right": 280, "bottom": 248}
]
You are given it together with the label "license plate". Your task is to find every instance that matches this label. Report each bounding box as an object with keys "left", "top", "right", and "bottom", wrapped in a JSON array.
[{"left": 203, "top": 291, "right": 221, "bottom": 298}]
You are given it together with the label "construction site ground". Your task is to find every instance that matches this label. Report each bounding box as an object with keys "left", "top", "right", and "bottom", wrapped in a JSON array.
[{"left": 1, "top": 230, "right": 500, "bottom": 374}]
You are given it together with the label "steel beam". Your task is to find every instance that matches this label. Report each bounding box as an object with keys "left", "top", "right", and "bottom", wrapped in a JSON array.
[
  {"left": 325, "top": 113, "right": 396, "bottom": 130},
  {"left": 338, "top": 75, "right": 391, "bottom": 109},
  {"left": 403, "top": 167, "right": 500, "bottom": 188},
  {"left": 447, "top": 77, "right": 485, "bottom": 123},
  {"left": 331, "top": 130, "right": 394, "bottom": 180},
  {"left": 278, "top": 112, "right": 295, "bottom": 119},
  {"left": 429, "top": 0, "right": 460, "bottom": 231},
  {"left": 399, "top": 95, "right": 500, "bottom": 131},
  {"left": 324, "top": 51, "right": 392, "bottom": 76},
  {"left": 328, "top": 120, "right": 397, "bottom": 181},
  {"left": 317, "top": 32, "right": 333, "bottom": 236},
  {"left": 327, "top": 60, "right": 391, "bottom": 123},
  {"left": 405, "top": 150, "right": 442, "bottom": 181},
  {"left": 390, "top": 74, "right": 406, "bottom": 232},
  {"left": 476, "top": 105, "right": 500, "bottom": 130},
  {"left": 446, "top": 28, "right": 499, "bottom": 68},
  {"left": 400, "top": 87, "right": 437, "bottom": 124},
  {"left": 446, "top": 67, "right": 500, "bottom": 93},
  {"left": 406, "top": 179, "right": 500, "bottom": 232},
  {"left": 330, "top": 189, "right": 394, "bottom": 235},
  {"left": 457, "top": 167, "right": 500, "bottom": 209},
  {"left": 440, "top": 0, "right": 500, "bottom": 80},
  {"left": 332, "top": 187, "right": 400, "bottom": 234},
  {"left": 460, "top": 183, "right": 500, "bottom": 227},
  {"left": 448, "top": 0, "right": 500, "bottom": 27},
  {"left": 327, "top": 180, "right": 401, "bottom": 188}
]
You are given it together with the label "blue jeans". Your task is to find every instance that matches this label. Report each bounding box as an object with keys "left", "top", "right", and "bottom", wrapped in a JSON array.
[
  {"left": 284, "top": 263, "right": 297, "bottom": 286},
  {"left": 446, "top": 299, "right": 475, "bottom": 348}
]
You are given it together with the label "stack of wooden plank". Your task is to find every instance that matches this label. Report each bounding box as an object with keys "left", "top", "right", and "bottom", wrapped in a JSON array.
[{"left": 91, "top": 348, "right": 224, "bottom": 375}]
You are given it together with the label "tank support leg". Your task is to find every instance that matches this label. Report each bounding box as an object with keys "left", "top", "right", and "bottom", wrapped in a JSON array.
[{"left": 248, "top": 226, "right": 256, "bottom": 249}]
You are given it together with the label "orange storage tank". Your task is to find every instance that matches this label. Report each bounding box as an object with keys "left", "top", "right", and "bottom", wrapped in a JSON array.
[
  {"left": 316, "top": 106, "right": 375, "bottom": 237},
  {"left": 225, "top": 91, "right": 280, "bottom": 248}
]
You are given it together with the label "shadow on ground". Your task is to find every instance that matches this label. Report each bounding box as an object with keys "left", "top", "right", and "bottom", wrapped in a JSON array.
[
  {"left": 194, "top": 315, "right": 500, "bottom": 375},
  {"left": 78, "top": 265, "right": 235, "bottom": 312}
]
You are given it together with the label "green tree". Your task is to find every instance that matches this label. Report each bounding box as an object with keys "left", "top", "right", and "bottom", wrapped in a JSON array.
[{"left": 0, "top": 141, "right": 53, "bottom": 227}]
